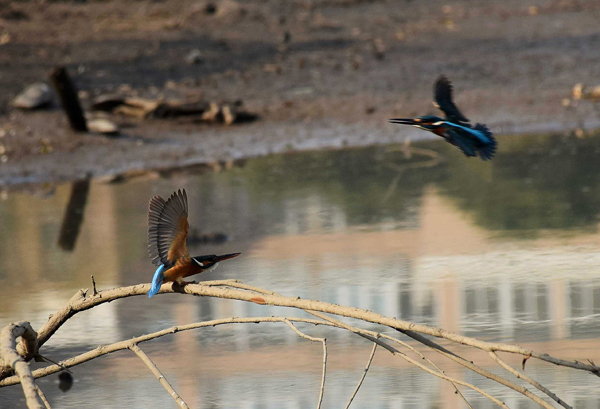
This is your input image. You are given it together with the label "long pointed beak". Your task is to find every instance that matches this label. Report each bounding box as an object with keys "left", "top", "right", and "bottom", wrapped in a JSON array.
[
  {"left": 215, "top": 253, "right": 241, "bottom": 262},
  {"left": 389, "top": 118, "right": 418, "bottom": 125}
]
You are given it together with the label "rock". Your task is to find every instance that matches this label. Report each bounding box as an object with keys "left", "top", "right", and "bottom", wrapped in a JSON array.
[
  {"left": 185, "top": 49, "right": 204, "bottom": 65},
  {"left": 201, "top": 102, "right": 220, "bottom": 122},
  {"left": 91, "top": 94, "right": 125, "bottom": 112},
  {"left": 572, "top": 83, "right": 584, "bottom": 99},
  {"left": 12, "top": 83, "right": 53, "bottom": 110},
  {"left": 222, "top": 105, "right": 236, "bottom": 125},
  {"left": 87, "top": 119, "right": 119, "bottom": 135}
]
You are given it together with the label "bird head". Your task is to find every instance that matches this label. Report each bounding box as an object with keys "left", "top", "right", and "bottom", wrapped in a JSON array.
[
  {"left": 192, "top": 253, "right": 241, "bottom": 270},
  {"left": 389, "top": 115, "right": 445, "bottom": 130}
]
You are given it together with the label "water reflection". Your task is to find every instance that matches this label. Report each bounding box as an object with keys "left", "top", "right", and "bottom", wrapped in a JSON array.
[{"left": 2, "top": 132, "right": 600, "bottom": 408}]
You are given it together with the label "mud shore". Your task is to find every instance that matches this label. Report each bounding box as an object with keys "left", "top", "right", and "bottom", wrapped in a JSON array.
[{"left": 1, "top": 0, "right": 600, "bottom": 187}]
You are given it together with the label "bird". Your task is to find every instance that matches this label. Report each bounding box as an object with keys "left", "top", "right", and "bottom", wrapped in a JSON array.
[
  {"left": 389, "top": 75, "right": 496, "bottom": 160},
  {"left": 147, "top": 189, "right": 240, "bottom": 298}
]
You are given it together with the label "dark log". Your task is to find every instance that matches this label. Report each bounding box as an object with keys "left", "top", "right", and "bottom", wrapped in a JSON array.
[{"left": 49, "top": 67, "right": 88, "bottom": 132}]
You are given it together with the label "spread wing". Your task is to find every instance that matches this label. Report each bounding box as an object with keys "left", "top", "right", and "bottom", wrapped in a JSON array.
[
  {"left": 434, "top": 75, "right": 469, "bottom": 124},
  {"left": 148, "top": 189, "right": 189, "bottom": 268}
]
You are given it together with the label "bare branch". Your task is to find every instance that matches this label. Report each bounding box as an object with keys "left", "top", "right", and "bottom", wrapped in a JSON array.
[
  {"left": 398, "top": 330, "right": 555, "bottom": 409},
  {"left": 0, "top": 322, "right": 44, "bottom": 409},
  {"left": 377, "top": 333, "right": 473, "bottom": 409},
  {"left": 90, "top": 275, "right": 98, "bottom": 296},
  {"left": 129, "top": 344, "right": 189, "bottom": 409},
  {"left": 283, "top": 319, "right": 327, "bottom": 409},
  {"left": 0, "top": 317, "right": 330, "bottom": 386},
  {"left": 490, "top": 351, "right": 572, "bottom": 409},
  {"left": 1, "top": 316, "right": 511, "bottom": 408},
  {"left": 391, "top": 348, "right": 510, "bottom": 409},
  {"left": 10, "top": 280, "right": 596, "bottom": 380},
  {"left": 35, "top": 385, "right": 51, "bottom": 409},
  {"left": 344, "top": 342, "right": 377, "bottom": 409}
]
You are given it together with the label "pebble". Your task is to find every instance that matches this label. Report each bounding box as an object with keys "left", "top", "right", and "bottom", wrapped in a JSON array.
[
  {"left": 185, "top": 49, "right": 204, "bottom": 65},
  {"left": 12, "top": 83, "right": 53, "bottom": 109},
  {"left": 87, "top": 119, "right": 119, "bottom": 135}
]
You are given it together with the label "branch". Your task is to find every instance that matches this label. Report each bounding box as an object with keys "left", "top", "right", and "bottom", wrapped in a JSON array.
[
  {"left": 35, "top": 385, "right": 51, "bottom": 409},
  {"left": 11, "top": 280, "right": 597, "bottom": 379},
  {"left": 344, "top": 342, "right": 377, "bottom": 409},
  {"left": 0, "top": 317, "right": 329, "bottom": 386},
  {"left": 0, "top": 322, "right": 44, "bottom": 409},
  {"left": 390, "top": 347, "right": 510, "bottom": 409},
  {"left": 489, "top": 351, "right": 572, "bottom": 409},
  {"left": 1, "top": 316, "right": 510, "bottom": 408},
  {"left": 398, "top": 330, "right": 555, "bottom": 409},
  {"left": 283, "top": 319, "right": 327, "bottom": 409},
  {"left": 129, "top": 344, "right": 189, "bottom": 409}
]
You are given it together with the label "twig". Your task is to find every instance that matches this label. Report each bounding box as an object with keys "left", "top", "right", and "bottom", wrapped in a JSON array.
[
  {"left": 90, "top": 275, "right": 98, "bottom": 296},
  {"left": 489, "top": 351, "right": 572, "bottom": 409},
  {"left": 0, "top": 322, "right": 44, "bottom": 409},
  {"left": 377, "top": 333, "right": 473, "bottom": 409},
  {"left": 344, "top": 342, "right": 377, "bottom": 409},
  {"left": 1, "top": 316, "right": 510, "bottom": 408},
  {"left": 398, "top": 330, "right": 555, "bottom": 409},
  {"left": 283, "top": 319, "right": 327, "bottom": 409},
  {"left": 1, "top": 317, "right": 330, "bottom": 386},
  {"left": 129, "top": 344, "right": 189, "bottom": 409},
  {"left": 35, "top": 385, "right": 51, "bottom": 409},
  {"left": 391, "top": 348, "right": 510, "bottom": 409}
]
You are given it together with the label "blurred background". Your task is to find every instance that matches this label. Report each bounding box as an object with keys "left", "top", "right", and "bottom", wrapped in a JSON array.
[{"left": 1, "top": 0, "right": 600, "bottom": 408}]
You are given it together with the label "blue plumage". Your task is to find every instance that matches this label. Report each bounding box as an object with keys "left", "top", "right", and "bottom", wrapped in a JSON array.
[
  {"left": 148, "top": 264, "right": 166, "bottom": 298},
  {"left": 389, "top": 75, "right": 497, "bottom": 161}
]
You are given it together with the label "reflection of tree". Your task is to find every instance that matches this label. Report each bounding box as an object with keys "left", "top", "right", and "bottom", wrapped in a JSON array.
[
  {"left": 437, "top": 132, "right": 600, "bottom": 234},
  {"left": 225, "top": 146, "right": 442, "bottom": 227}
]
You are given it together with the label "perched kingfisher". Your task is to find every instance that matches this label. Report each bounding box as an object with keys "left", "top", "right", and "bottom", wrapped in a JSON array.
[
  {"left": 389, "top": 76, "right": 496, "bottom": 160},
  {"left": 147, "top": 189, "right": 240, "bottom": 298}
]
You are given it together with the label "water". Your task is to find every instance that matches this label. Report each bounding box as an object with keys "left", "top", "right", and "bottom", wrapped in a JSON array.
[{"left": 2, "top": 132, "right": 600, "bottom": 408}]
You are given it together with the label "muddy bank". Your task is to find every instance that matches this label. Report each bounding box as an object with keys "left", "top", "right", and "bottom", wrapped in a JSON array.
[{"left": 1, "top": 0, "right": 600, "bottom": 187}]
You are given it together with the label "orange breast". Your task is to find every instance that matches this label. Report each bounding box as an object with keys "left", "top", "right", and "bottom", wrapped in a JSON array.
[{"left": 163, "top": 259, "right": 201, "bottom": 282}]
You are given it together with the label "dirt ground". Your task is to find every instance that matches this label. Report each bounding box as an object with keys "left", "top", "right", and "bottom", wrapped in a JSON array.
[{"left": 1, "top": 0, "right": 600, "bottom": 187}]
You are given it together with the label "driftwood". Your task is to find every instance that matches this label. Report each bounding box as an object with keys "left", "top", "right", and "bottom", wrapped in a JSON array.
[
  {"left": 1, "top": 279, "right": 599, "bottom": 409},
  {"left": 49, "top": 67, "right": 88, "bottom": 132}
]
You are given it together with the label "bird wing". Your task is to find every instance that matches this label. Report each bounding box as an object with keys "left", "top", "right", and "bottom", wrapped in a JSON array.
[
  {"left": 433, "top": 75, "right": 469, "bottom": 124},
  {"left": 148, "top": 189, "right": 189, "bottom": 268},
  {"left": 445, "top": 128, "right": 477, "bottom": 157}
]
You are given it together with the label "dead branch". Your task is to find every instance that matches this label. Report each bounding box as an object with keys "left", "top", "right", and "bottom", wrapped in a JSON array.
[
  {"left": 129, "top": 344, "right": 190, "bottom": 409},
  {"left": 0, "top": 316, "right": 510, "bottom": 408},
  {"left": 344, "top": 342, "right": 377, "bottom": 409},
  {"left": 1, "top": 279, "right": 598, "bottom": 409},
  {"left": 0, "top": 322, "right": 44, "bottom": 409},
  {"left": 398, "top": 329, "right": 555, "bottom": 409},
  {"left": 0, "top": 317, "right": 329, "bottom": 386},
  {"left": 227, "top": 281, "right": 473, "bottom": 408},
  {"left": 283, "top": 319, "right": 327, "bottom": 409},
  {"left": 34, "top": 385, "right": 51, "bottom": 409},
  {"left": 489, "top": 351, "right": 572, "bottom": 409}
]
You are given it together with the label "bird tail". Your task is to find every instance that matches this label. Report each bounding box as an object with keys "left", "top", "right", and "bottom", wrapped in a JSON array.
[
  {"left": 148, "top": 264, "right": 166, "bottom": 298},
  {"left": 474, "top": 123, "right": 496, "bottom": 161}
]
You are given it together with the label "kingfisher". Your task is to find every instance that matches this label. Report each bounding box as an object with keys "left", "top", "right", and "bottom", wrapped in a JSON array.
[
  {"left": 147, "top": 189, "right": 240, "bottom": 298},
  {"left": 389, "top": 76, "right": 496, "bottom": 160}
]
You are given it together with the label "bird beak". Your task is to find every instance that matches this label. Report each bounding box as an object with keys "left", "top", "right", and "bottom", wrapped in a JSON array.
[
  {"left": 215, "top": 253, "right": 241, "bottom": 262},
  {"left": 389, "top": 118, "right": 418, "bottom": 125}
]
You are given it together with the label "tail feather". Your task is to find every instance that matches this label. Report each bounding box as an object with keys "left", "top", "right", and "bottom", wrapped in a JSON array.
[
  {"left": 148, "top": 264, "right": 166, "bottom": 298},
  {"left": 474, "top": 123, "right": 496, "bottom": 160}
]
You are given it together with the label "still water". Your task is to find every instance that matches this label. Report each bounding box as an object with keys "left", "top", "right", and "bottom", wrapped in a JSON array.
[{"left": 1, "top": 132, "right": 600, "bottom": 408}]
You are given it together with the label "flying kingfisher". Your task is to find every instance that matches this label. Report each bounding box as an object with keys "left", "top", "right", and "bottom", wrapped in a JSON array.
[
  {"left": 389, "top": 76, "right": 496, "bottom": 160},
  {"left": 147, "top": 189, "right": 240, "bottom": 298}
]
